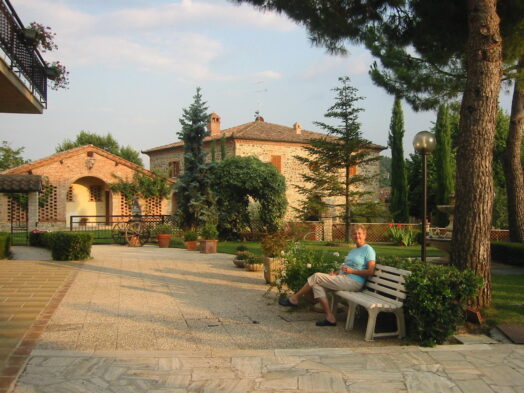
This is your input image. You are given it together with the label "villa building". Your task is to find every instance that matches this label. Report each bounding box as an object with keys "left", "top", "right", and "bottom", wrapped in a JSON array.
[{"left": 143, "top": 113, "right": 385, "bottom": 221}]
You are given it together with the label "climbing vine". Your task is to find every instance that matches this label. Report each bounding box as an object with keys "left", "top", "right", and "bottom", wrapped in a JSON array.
[{"left": 109, "top": 171, "right": 171, "bottom": 207}]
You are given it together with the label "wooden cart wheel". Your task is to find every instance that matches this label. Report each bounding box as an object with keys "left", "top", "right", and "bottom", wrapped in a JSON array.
[
  {"left": 111, "top": 222, "right": 126, "bottom": 244},
  {"left": 125, "top": 222, "right": 149, "bottom": 246}
]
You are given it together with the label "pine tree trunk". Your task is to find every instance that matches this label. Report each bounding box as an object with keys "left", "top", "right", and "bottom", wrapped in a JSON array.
[
  {"left": 504, "top": 56, "right": 524, "bottom": 243},
  {"left": 451, "top": 0, "right": 502, "bottom": 309},
  {"left": 344, "top": 166, "right": 350, "bottom": 243}
]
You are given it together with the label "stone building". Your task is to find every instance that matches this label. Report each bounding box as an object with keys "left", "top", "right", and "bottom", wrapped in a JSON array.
[
  {"left": 143, "top": 114, "right": 385, "bottom": 221},
  {"left": 0, "top": 145, "right": 171, "bottom": 231}
]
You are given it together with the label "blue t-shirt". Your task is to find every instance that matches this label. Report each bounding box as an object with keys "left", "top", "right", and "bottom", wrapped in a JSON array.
[{"left": 341, "top": 244, "right": 376, "bottom": 285}]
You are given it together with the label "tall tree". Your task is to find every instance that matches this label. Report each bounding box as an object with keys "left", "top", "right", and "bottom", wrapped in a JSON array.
[
  {"left": 0, "top": 141, "right": 28, "bottom": 171},
  {"left": 56, "top": 131, "right": 143, "bottom": 166},
  {"left": 233, "top": 0, "right": 505, "bottom": 307},
  {"left": 433, "top": 105, "right": 454, "bottom": 227},
  {"left": 174, "top": 88, "right": 217, "bottom": 230},
  {"left": 295, "top": 76, "right": 379, "bottom": 242},
  {"left": 388, "top": 97, "right": 408, "bottom": 222}
]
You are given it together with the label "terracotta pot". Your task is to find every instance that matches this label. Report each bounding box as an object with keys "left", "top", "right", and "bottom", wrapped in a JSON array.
[
  {"left": 185, "top": 240, "right": 198, "bottom": 251},
  {"left": 200, "top": 239, "right": 218, "bottom": 254},
  {"left": 157, "top": 234, "right": 172, "bottom": 248},
  {"left": 263, "top": 256, "right": 284, "bottom": 284}
]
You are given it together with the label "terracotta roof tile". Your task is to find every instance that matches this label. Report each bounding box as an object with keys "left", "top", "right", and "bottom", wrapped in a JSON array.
[
  {"left": 142, "top": 120, "right": 385, "bottom": 154},
  {"left": 0, "top": 175, "right": 42, "bottom": 192}
]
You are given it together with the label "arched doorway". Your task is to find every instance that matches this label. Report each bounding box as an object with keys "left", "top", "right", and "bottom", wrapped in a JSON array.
[{"left": 65, "top": 176, "right": 111, "bottom": 228}]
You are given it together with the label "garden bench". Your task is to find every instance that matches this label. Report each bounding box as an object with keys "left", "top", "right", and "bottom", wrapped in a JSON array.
[{"left": 331, "top": 264, "right": 411, "bottom": 341}]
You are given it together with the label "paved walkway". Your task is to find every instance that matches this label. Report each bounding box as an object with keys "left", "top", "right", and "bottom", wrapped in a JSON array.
[{"left": 3, "top": 245, "right": 524, "bottom": 392}]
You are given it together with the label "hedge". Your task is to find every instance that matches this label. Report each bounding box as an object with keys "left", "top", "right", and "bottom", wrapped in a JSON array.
[
  {"left": 30, "top": 231, "right": 92, "bottom": 261},
  {"left": 0, "top": 232, "right": 10, "bottom": 259},
  {"left": 491, "top": 242, "right": 524, "bottom": 267},
  {"left": 377, "top": 256, "right": 482, "bottom": 346}
]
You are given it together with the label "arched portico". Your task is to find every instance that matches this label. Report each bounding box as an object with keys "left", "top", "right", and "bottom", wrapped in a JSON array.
[{"left": 66, "top": 176, "right": 112, "bottom": 228}]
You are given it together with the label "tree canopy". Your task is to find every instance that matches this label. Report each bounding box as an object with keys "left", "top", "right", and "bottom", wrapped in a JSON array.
[
  {"left": 0, "top": 141, "right": 28, "bottom": 171},
  {"left": 56, "top": 131, "right": 143, "bottom": 166}
]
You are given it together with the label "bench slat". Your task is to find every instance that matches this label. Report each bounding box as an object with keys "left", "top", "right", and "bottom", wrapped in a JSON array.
[
  {"left": 370, "top": 270, "right": 409, "bottom": 284},
  {"left": 365, "top": 282, "right": 407, "bottom": 300}
]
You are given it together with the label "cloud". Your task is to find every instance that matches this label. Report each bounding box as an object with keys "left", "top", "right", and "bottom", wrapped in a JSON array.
[
  {"left": 15, "top": 0, "right": 287, "bottom": 81},
  {"left": 104, "top": 0, "right": 294, "bottom": 32},
  {"left": 300, "top": 52, "right": 373, "bottom": 79}
]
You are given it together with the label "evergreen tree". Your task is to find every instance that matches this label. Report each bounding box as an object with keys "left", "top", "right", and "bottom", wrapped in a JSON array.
[
  {"left": 0, "top": 141, "right": 28, "bottom": 170},
  {"left": 220, "top": 135, "right": 227, "bottom": 160},
  {"left": 295, "top": 76, "right": 379, "bottom": 242},
  {"left": 174, "top": 88, "right": 217, "bottom": 230},
  {"left": 388, "top": 97, "right": 408, "bottom": 222},
  {"left": 433, "top": 104, "right": 454, "bottom": 227}
]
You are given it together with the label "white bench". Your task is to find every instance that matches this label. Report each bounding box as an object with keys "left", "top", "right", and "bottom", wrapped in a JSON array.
[{"left": 332, "top": 264, "right": 411, "bottom": 341}]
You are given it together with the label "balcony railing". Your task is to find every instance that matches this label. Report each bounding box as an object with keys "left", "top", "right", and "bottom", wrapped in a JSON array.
[{"left": 0, "top": 0, "right": 47, "bottom": 107}]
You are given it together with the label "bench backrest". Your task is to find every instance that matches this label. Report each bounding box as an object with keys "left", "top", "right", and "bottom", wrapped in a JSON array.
[{"left": 363, "top": 264, "right": 411, "bottom": 306}]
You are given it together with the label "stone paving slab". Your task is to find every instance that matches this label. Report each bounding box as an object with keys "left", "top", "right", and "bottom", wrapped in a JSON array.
[{"left": 4, "top": 245, "right": 524, "bottom": 393}]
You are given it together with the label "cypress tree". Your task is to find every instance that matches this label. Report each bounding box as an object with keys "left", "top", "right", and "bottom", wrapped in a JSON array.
[
  {"left": 433, "top": 104, "right": 454, "bottom": 227},
  {"left": 388, "top": 97, "right": 409, "bottom": 222}
]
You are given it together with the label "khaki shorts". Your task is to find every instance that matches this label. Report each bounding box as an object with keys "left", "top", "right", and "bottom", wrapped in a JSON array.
[{"left": 307, "top": 272, "right": 363, "bottom": 299}]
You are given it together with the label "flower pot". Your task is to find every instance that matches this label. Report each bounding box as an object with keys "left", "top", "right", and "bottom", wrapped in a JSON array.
[
  {"left": 157, "top": 234, "right": 172, "bottom": 248},
  {"left": 233, "top": 258, "right": 245, "bottom": 268},
  {"left": 185, "top": 240, "right": 198, "bottom": 251},
  {"left": 200, "top": 239, "right": 218, "bottom": 254},
  {"left": 245, "top": 263, "right": 263, "bottom": 272},
  {"left": 45, "top": 67, "right": 60, "bottom": 80},
  {"left": 21, "top": 29, "right": 38, "bottom": 45},
  {"left": 263, "top": 256, "right": 284, "bottom": 284}
]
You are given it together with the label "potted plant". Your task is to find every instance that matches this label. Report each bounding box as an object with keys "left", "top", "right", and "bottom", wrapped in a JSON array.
[
  {"left": 235, "top": 244, "right": 249, "bottom": 255},
  {"left": 152, "top": 224, "right": 174, "bottom": 248},
  {"left": 233, "top": 252, "right": 248, "bottom": 268},
  {"left": 183, "top": 231, "right": 199, "bottom": 251},
  {"left": 243, "top": 252, "right": 264, "bottom": 272},
  {"left": 45, "top": 61, "right": 70, "bottom": 90},
  {"left": 21, "top": 22, "right": 57, "bottom": 52},
  {"left": 261, "top": 232, "right": 288, "bottom": 284},
  {"left": 199, "top": 223, "right": 218, "bottom": 254}
]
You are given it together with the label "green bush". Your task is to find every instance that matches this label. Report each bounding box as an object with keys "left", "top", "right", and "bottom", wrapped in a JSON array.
[
  {"left": 377, "top": 256, "right": 483, "bottom": 346},
  {"left": 0, "top": 232, "right": 10, "bottom": 259},
  {"left": 387, "top": 224, "right": 419, "bottom": 246},
  {"left": 491, "top": 242, "right": 524, "bottom": 267},
  {"left": 183, "top": 231, "right": 198, "bottom": 241},
  {"left": 200, "top": 223, "right": 218, "bottom": 240},
  {"left": 29, "top": 230, "right": 49, "bottom": 247},
  {"left": 37, "top": 232, "right": 92, "bottom": 261},
  {"left": 243, "top": 252, "right": 263, "bottom": 265},
  {"left": 277, "top": 242, "right": 343, "bottom": 293},
  {"left": 169, "top": 237, "right": 185, "bottom": 248},
  {"left": 152, "top": 224, "right": 175, "bottom": 236}
]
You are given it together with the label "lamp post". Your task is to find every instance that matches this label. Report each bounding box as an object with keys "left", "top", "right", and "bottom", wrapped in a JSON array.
[{"left": 413, "top": 131, "right": 436, "bottom": 262}]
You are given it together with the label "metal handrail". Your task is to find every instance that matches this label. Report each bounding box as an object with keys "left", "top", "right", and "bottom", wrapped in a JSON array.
[{"left": 0, "top": 0, "right": 47, "bottom": 107}]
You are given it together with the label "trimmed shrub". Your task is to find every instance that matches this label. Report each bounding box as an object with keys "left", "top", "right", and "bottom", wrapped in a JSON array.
[
  {"left": 29, "top": 230, "right": 50, "bottom": 247},
  {"left": 0, "top": 232, "right": 10, "bottom": 259},
  {"left": 491, "top": 242, "right": 524, "bottom": 267},
  {"left": 49, "top": 232, "right": 92, "bottom": 261},
  {"left": 377, "top": 256, "right": 483, "bottom": 346}
]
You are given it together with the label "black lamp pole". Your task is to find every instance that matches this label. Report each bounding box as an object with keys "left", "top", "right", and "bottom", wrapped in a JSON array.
[{"left": 413, "top": 131, "right": 436, "bottom": 263}]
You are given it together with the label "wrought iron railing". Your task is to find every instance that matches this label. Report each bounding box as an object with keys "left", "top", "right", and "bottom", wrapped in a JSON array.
[{"left": 0, "top": 0, "right": 47, "bottom": 107}]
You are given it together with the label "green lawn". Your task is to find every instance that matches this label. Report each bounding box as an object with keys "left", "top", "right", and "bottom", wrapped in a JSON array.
[
  {"left": 217, "top": 240, "right": 446, "bottom": 258},
  {"left": 485, "top": 274, "right": 524, "bottom": 325}
]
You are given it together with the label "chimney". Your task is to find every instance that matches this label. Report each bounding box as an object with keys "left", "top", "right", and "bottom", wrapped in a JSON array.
[
  {"left": 293, "top": 122, "right": 302, "bottom": 135},
  {"left": 208, "top": 112, "right": 221, "bottom": 136}
]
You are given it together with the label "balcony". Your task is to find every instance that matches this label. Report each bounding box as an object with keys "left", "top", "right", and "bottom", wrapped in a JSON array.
[{"left": 0, "top": 0, "right": 47, "bottom": 114}]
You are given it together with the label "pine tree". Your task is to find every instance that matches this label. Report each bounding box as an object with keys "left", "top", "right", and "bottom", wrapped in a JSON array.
[
  {"left": 433, "top": 104, "right": 454, "bottom": 227},
  {"left": 295, "top": 76, "right": 379, "bottom": 242},
  {"left": 388, "top": 97, "right": 408, "bottom": 222},
  {"left": 174, "top": 88, "right": 217, "bottom": 230}
]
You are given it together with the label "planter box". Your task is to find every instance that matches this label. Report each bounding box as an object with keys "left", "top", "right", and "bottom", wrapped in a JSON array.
[
  {"left": 245, "top": 263, "right": 263, "bottom": 272},
  {"left": 233, "top": 258, "right": 245, "bottom": 268},
  {"left": 185, "top": 240, "right": 198, "bottom": 251},
  {"left": 200, "top": 239, "right": 218, "bottom": 254},
  {"left": 263, "top": 256, "right": 284, "bottom": 284}
]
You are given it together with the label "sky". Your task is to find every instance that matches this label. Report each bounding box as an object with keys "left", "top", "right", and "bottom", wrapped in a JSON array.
[{"left": 1, "top": 0, "right": 514, "bottom": 167}]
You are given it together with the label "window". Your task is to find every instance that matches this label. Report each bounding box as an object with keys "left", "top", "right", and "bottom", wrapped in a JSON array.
[
  {"left": 168, "top": 161, "right": 181, "bottom": 177},
  {"left": 66, "top": 186, "right": 73, "bottom": 202},
  {"left": 349, "top": 165, "right": 357, "bottom": 176},
  {"left": 89, "top": 185, "right": 102, "bottom": 202},
  {"left": 271, "top": 155, "right": 282, "bottom": 172}
]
